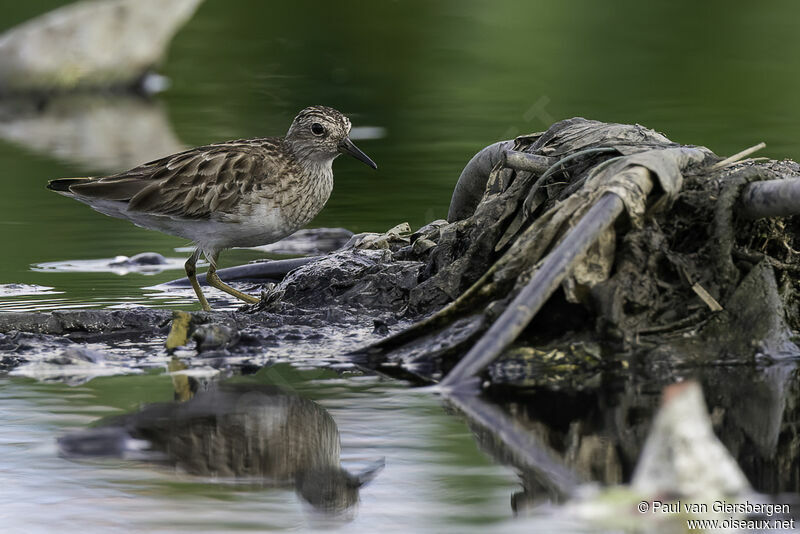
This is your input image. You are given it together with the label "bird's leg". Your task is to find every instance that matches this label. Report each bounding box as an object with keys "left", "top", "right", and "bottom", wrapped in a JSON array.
[
  {"left": 185, "top": 249, "right": 211, "bottom": 312},
  {"left": 206, "top": 252, "right": 260, "bottom": 304}
]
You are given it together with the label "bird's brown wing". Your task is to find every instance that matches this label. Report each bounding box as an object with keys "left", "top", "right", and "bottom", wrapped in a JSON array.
[{"left": 66, "top": 138, "right": 288, "bottom": 218}]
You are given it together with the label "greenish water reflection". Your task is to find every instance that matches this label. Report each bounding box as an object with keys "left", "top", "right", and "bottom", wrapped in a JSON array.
[
  {"left": 2, "top": 0, "right": 800, "bottom": 310},
  {"left": 2, "top": 3, "right": 800, "bottom": 532},
  {"left": 0, "top": 366, "right": 520, "bottom": 532}
]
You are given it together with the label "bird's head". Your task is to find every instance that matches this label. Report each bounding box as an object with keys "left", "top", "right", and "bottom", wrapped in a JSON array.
[{"left": 286, "top": 106, "right": 377, "bottom": 169}]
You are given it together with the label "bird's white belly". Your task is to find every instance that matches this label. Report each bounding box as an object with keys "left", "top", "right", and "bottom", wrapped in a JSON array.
[
  {"left": 85, "top": 198, "right": 298, "bottom": 253},
  {"left": 167, "top": 209, "right": 298, "bottom": 251}
]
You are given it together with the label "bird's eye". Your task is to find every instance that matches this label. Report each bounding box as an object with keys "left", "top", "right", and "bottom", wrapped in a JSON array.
[{"left": 311, "top": 123, "right": 325, "bottom": 136}]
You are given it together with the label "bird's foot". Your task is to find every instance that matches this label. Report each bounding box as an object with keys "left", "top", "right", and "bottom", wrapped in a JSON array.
[{"left": 236, "top": 293, "right": 260, "bottom": 304}]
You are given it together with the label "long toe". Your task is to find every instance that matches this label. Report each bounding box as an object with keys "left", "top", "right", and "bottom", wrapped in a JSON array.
[{"left": 237, "top": 293, "right": 260, "bottom": 304}]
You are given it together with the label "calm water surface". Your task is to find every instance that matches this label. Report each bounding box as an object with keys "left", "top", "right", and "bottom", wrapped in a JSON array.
[
  {"left": 2, "top": 0, "right": 800, "bottom": 311},
  {"left": 0, "top": 368, "right": 526, "bottom": 533},
  {"left": 2, "top": 1, "right": 800, "bottom": 532}
]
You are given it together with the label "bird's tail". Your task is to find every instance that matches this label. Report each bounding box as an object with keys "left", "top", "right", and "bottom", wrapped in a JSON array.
[{"left": 47, "top": 177, "right": 93, "bottom": 192}]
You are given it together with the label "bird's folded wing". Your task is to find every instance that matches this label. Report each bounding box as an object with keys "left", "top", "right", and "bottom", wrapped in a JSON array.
[{"left": 66, "top": 139, "right": 285, "bottom": 219}]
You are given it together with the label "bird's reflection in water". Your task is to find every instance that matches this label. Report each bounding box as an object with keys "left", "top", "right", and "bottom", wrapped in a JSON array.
[{"left": 58, "top": 383, "right": 383, "bottom": 515}]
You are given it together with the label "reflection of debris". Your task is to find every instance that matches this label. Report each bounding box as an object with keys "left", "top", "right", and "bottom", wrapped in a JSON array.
[
  {"left": 466, "top": 379, "right": 785, "bottom": 530},
  {"left": 633, "top": 381, "right": 750, "bottom": 497},
  {"left": 0, "top": 94, "right": 184, "bottom": 172},
  {"left": 9, "top": 344, "right": 145, "bottom": 385},
  {"left": 445, "top": 392, "right": 581, "bottom": 504},
  {"left": 0, "top": 0, "right": 203, "bottom": 93},
  {"left": 33, "top": 253, "right": 187, "bottom": 275},
  {"left": 487, "top": 341, "right": 604, "bottom": 390}
]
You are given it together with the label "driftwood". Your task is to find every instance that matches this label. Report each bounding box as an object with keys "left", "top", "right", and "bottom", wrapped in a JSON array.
[
  {"left": 353, "top": 118, "right": 800, "bottom": 386},
  {"left": 740, "top": 177, "right": 800, "bottom": 219}
]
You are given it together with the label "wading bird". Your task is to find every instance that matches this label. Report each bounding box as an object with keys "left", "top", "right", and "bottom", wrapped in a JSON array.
[{"left": 48, "top": 106, "right": 377, "bottom": 310}]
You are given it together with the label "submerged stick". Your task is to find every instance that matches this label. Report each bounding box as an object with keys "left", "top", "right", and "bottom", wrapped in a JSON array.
[
  {"left": 164, "top": 256, "right": 320, "bottom": 287},
  {"left": 441, "top": 167, "right": 653, "bottom": 388}
]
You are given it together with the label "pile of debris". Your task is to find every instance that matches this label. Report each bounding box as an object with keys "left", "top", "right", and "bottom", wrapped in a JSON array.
[{"left": 352, "top": 118, "right": 800, "bottom": 384}]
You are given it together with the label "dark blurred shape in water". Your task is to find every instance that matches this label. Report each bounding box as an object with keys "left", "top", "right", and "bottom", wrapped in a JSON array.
[
  {"left": 0, "top": 0, "right": 202, "bottom": 93},
  {"left": 58, "top": 382, "right": 384, "bottom": 515},
  {"left": 0, "top": 93, "right": 184, "bottom": 173},
  {"left": 455, "top": 363, "right": 800, "bottom": 514}
]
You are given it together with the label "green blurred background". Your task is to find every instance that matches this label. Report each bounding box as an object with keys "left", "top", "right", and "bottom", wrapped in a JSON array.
[{"left": 2, "top": 0, "right": 799, "bottom": 310}]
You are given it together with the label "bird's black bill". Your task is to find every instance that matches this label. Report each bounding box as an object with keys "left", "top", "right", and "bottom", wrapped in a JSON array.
[{"left": 338, "top": 138, "right": 377, "bottom": 169}]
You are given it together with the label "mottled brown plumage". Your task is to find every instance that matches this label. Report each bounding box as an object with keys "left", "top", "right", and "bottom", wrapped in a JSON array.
[{"left": 48, "top": 105, "right": 377, "bottom": 310}]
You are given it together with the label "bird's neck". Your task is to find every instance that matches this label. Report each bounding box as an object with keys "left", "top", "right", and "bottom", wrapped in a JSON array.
[
  {"left": 289, "top": 150, "right": 336, "bottom": 219},
  {"left": 285, "top": 140, "right": 336, "bottom": 181},
  {"left": 296, "top": 155, "right": 335, "bottom": 182}
]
